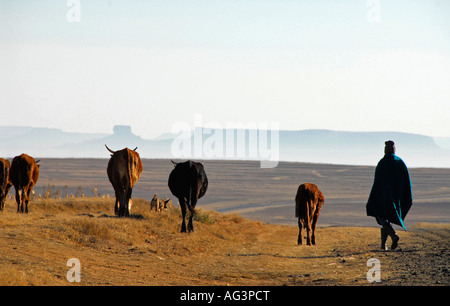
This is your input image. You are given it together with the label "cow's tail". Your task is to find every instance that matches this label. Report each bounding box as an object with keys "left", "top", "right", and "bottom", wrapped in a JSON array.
[
  {"left": 187, "top": 184, "right": 196, "bottom": 217},
  {"left": 307, "top": 199, "right": 313, "bottom": 229},
  {"left": 188, "top": 163, "right": 200, "bottom": 217},
  {"left": 0, "top": 162, "right": 4, "bottom": 181},
  {"left": 295, "top": 196, "right": 308, "bottom": 229}
]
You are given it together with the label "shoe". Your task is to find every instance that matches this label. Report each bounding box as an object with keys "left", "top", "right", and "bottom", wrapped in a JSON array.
[{"left": 391, "top": 234, "right": 399, "bottom": 250}]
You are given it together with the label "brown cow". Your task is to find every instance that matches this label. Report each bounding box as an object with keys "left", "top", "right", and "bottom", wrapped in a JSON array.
[
  {"left": 106, "top": 145, "right": 143, "bottom": 217},
  {"left": 295, "top": 183, "right": 324, "bottom": 245},
  {"left": 0, "top": 158, "right": 12, "bottom": 211},
  {"left": 10, "top": 154, "right": 40, "bottom": 213}
]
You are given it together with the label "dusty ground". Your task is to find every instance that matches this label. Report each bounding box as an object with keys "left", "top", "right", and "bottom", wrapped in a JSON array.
[{"left": 0, "top": 198, "right": 448, "bottom": 286}]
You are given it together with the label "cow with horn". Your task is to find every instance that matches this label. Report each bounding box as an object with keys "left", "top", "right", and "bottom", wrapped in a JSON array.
[
  {"left": 106, "top": 145, "right": 143, "bottom": 217},
  {"left": 168, "top": 160, "right": 208, "bottom": 232}
]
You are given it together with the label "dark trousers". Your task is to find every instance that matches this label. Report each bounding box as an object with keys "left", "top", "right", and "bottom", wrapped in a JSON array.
[
  {"left": 375, "top": 217, "right": 399, "bottom": 249},
  {"left": 376, "top": 217, "right": 395, "bottom": 233}
]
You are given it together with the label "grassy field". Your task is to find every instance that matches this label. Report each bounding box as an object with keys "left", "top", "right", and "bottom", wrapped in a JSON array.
[
  {"left": 0, "top": 197, "right": 448, "bottom": 286},
  {"left": 30, "top": 158, "right": 450, "bottom": 227}
]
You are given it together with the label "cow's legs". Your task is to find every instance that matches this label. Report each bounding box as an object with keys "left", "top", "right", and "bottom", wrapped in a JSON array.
[
  {"left": 114, "top": 191, "right": 119, "bottom": 215},
  {"left": 306, "top": 226, "right": 311, "bottom": 246},
  {"left": 124, "top": 188, "right": 132, "bottom": 217},
  {"left": 118, "top": 191, "right": 128, "bottom": 217},
  {"left": 24, "top": 187, "right": 31, "bottom": 213},
  {"left": 311, "top": 214, "right": 319, "bottom": 245},
  {"left": 179, "top": 197, "right": 187, "bottom": 233},
  {"left": 305, "top": 201, "right": 314, "bottom": 245},
  {"left": 187, "top": 204, "right": 195, "bottom": 233},
  {"left": 187, "top": 187, "right": 197, "bottom": 233},
  {"left": 310, "top": 228, "right": 316, "bottom": 245},
  {"left": 1, "top": 184, "right": 11, "bottom": 211},
  {"left": 15, "top": 188, "right": 22, "bottom": 212},
  {"left": 0, "top": 190, "right": 5, "bottom": 211},
  {"left": 114, "top": 199, "right": 119, "bottom": 215},
  {"left": 297, "top": 218, "right": 303, "bottom": 245},
  {"left": 187, "top": 213, "right": 194, "bottom": 232}
]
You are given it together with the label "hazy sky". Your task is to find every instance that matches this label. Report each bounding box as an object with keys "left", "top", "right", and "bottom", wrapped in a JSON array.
[{"left": 1, "top": 0, "right": 449, "bottom": 139}]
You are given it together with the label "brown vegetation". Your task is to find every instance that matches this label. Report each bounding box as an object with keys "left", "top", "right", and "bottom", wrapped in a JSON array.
[{"left": 0, "top": 197, "right": 448, "bottom": 286}]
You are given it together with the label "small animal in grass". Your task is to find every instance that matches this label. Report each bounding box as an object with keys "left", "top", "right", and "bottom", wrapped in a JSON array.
[{"left": 150, "top": 194, "right": 173, "bottom": 212}]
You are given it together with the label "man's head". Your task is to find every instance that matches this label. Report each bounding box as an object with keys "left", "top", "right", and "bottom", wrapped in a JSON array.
[{"left": 385, "top": 140, "right": 396, "bottom": 155}]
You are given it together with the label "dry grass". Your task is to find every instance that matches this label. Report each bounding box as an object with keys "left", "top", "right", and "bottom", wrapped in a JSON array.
[{"left": 0, "top": 197, "right": 448, "bottom": 286}]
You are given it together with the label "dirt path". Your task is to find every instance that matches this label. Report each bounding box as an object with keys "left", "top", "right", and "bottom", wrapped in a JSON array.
[{"left": 0, "top": 198, "right": 448, "bottom": 286}]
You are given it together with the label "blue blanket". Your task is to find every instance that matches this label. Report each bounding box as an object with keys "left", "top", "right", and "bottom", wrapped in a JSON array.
[{"left": 366, "top": 154, "right": 413, "bottom": 229}]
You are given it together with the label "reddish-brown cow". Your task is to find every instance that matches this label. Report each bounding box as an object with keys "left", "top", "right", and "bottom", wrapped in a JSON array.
[
  {"left": 0, "top": 158, "right": 12, "bottom": 211},
  {"left": 295, "top": 183, "right": 324, "bottom": 245},
  {"left": 106, "top": 145, "right": 143, "bottom": 217},
  {"left": 10, "top": 154, "right": 40, "bottom": 213}
]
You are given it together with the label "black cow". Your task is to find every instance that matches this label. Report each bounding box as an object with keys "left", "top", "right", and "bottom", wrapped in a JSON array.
[{"left": 168, "top": 160, "right": 208, "bottom": 232}]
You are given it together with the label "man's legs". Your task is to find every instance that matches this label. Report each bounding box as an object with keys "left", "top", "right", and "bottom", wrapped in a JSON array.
[{"left": 376, "top": 217, "right": 399, "bottom": 250}]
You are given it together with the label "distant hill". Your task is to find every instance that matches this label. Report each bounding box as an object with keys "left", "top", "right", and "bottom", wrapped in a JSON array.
[
  {"left": 435, "top": 137, "right": 450, "bottom": 151},
  {"left": 0, "top": 125, "right": 448, "bottom": 168},
  {"left": 278, "top": 129, "right": 445, "bottom": 167},
  {"left": 0, "top": 126, "right": 107, "bottom": 158}
]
